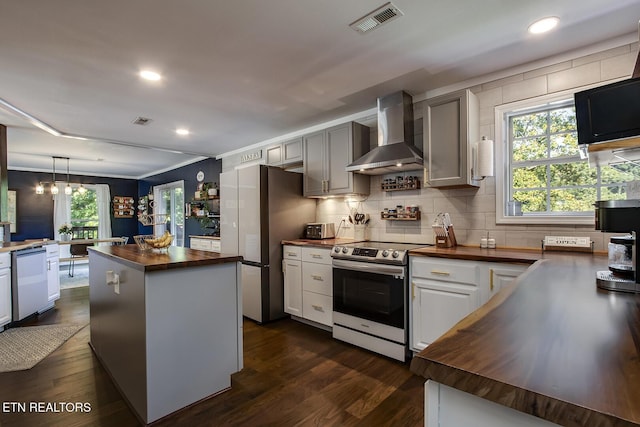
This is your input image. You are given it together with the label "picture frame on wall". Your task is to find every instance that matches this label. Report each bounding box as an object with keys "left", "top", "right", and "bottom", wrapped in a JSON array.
[{"left": 8, "top": 190, "right": 16, "bottom": 233}]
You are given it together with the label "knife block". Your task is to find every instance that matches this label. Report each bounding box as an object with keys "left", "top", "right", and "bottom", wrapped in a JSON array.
[{"left": 435, "top": 226, "right": 457, "bottom": 248}]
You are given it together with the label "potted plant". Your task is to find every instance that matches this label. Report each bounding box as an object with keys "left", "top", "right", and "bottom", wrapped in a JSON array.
[{"left": 58, "top": 223, "right": 73, "bottom": 241}]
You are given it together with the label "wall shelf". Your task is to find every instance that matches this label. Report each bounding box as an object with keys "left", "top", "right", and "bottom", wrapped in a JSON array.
[
  {"left": 380, "top": 212, "right": 421, "bottom": 221},
  {"left": 381, "top": 176, "right": 421, "bottom": 192}
]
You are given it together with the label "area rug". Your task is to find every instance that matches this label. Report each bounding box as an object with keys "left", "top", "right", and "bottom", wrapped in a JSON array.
[
  {"left": 0, "top": 323, "right": 87, "bottom": 372},
  {"left": 60, "top": 264, "right": 89, "bottom": 289}
]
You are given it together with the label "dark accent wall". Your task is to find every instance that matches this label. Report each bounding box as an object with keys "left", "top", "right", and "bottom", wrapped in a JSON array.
[
  {"left": 8, "top": 170, "right": 139, "bottom": 241},
  {"left": 138, "top": 158, "right": 222, "bottom": 243}
]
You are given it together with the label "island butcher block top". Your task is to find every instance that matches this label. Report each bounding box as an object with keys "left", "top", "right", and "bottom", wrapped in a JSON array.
[
  {"left": 89, "top": 244, "right": 241, "bottom": 272},
  {"left": 410, "top": 253, "right": 640, "bottom": 427}
]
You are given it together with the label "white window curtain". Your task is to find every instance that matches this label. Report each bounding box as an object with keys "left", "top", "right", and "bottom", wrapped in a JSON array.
[{"left": 92, "top": 184, "right": 112, "bottom": 240}]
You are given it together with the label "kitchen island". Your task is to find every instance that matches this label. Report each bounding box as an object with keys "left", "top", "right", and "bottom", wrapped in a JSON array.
[
  {"left": 88, "top": 244, "right": 243, "bottom": 425},
  {"left": 410, "top": 251, "right": 640, "bottom": 427}
]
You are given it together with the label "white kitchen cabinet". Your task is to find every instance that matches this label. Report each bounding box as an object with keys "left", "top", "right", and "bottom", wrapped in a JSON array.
[
  {"left": 410, "top": 256, "right": 529, "bottom": 352},
  {"left": 190, "top": 236, "right": 221, "bottom": 253},
  {"left": 266, "top": 137, "right": 303, "bottom": 167},
  {"left": 301, "top": 247, "right": 333, "bottom": 326},
  {"left": 411, "top": 257, "right": 480, "bottom": 352},
  {"left": 303, "top": 122, "right": 370, "bottom": 197},
  {"left": 423, "top": 88, "right": 480, "bottom": 188},
  {"left": 0, "top": 253, "right": 11, "bottom": 328},
  {"left": 485, "top": 263, "right": 529, "bottom": 302},
  {"left": 44, "top": 244, "right": 60, "bottom": 309},
  {"left": 282, "top": 245, "right": 302, "bottom": 317},
  {"left": 283, "top": 245, "right": 333, "bottom": 328}
]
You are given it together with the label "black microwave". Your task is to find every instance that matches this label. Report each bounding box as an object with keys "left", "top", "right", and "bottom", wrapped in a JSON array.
[{"left": 574, "top": 77, "right": 640, "bottom": 144}]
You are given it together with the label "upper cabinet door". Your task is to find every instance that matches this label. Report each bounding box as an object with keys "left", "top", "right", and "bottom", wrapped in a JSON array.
[
  {"left": 326, "top": 123, "right": 352, "bottom": 194},
  {"left": 265, "top": 145, "right": 283, "bottom": 166},
  {"left": 282, "top": 137, "right": 303, "bottom": 165},
  {"left": 303, "top": 130, "right": 326, "bottom": 196},
  {"left": 424, "top": 89, "right": 479, "bottom": 188}
]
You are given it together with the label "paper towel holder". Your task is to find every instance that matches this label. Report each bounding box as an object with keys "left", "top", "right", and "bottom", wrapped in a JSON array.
[{"left": 472, "top": 136, "right": 494, "bottom": 180}]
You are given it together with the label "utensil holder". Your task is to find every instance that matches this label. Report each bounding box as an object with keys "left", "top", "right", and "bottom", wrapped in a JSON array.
[
  {"left": 435, "top": 226, "right": 457, "bottom": 248},
  {"left": 354, "top": 224, "right": 368, "bottom": 241}
]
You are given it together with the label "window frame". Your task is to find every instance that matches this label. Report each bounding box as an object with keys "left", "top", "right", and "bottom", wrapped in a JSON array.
[{"left": 495, "top": 86, "right": 601, "bottom": 225}]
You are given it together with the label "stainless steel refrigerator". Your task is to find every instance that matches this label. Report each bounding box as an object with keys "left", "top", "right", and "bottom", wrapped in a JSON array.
[{"left": 220, "top": 164, "right": 316, "bottom": 323}]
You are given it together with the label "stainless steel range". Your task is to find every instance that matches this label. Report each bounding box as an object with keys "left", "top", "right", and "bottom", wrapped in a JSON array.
[{"left": 331, "top": 241, "right": 431, "bottom": 361}]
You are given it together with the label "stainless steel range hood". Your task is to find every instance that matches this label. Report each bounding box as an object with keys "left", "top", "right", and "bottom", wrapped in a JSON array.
[{"left": 346, "top": 91, "right": 423, "bottom": 175}]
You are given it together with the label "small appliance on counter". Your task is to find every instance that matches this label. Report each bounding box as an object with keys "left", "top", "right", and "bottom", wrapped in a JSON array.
[
  {"left": 594, "top": 199, "right": 640, "bottom": 293},
  {"left": 305, "top": 223, "right": 335, "bottom": 240}
]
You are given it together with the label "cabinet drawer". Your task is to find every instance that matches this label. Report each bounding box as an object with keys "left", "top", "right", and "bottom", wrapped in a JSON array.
[
  {"left": 303, "top": 291, "right": 332, "bottom": 326},
  {"left": 301, "top": 247, "right": 331, "bottom": 264},
  {"left": 411, "top": 257, "right": 479, "bottom": 285},
  {"left": 210, "top": 240, "right": 221, "bottom": 252},
  {"left": 302, "top": 262, "right": 332, "bottom": 296},
  {"left": 283, "top": 245, "right": 302, "bottom": 260},
  {"left": 45, "top": 244, "right": 60, "bottom": 257},
  {"left": 0, "top": 253, "right": 10, "bottom": 268},
  {"left": 190, "top": 238, "right": 212, "bottom": 251}
]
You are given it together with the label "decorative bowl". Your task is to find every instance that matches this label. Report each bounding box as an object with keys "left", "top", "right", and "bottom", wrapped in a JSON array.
[{"left": 133, "top": 234, "right": 173, "bottom": 251}]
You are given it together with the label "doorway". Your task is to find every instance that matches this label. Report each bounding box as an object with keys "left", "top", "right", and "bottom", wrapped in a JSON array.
[{"left": 153, "top": 180, "right": 185, "bottom": 247}]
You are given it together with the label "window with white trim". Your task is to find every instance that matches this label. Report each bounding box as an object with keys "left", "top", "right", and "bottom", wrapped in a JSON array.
[{"left": 495, "top": 91, "right": 640, "bottom": 225}]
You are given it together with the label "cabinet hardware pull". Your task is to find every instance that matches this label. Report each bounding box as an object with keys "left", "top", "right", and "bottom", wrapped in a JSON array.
[
  {"left": 282, "top": 260, "right": 286, "bottom": 273},
  {"left": 47, "top": 260, "right": 51, "bottom": 270},
  {"left": 287, "top": 252, "right": 297, "bottom": 257},
  {"left": 311, "top": 254, "right": 322, "bottom": 259},
  {"left": 311, "top": 274, "right": 323, "bottom": 281},
  {"left": 412, "top": 281, "right": 415, "bottom": 300},
  {"left": 360, "top": 324, "right": 370, "bottom": 328},
  {"left": 430, "top": 270, "right": 451, "bottom": 276},
  {"left": 490, "top": 268, "right": 494, "bottom": 292},
  {"left": 312, "top": 305, "right": 324, "bottom": 312}
]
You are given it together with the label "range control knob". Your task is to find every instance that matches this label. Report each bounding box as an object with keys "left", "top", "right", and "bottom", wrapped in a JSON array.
[
  {"left": 392, "top": 250, "right": 400, "bottom": 258},
  {"left": 382, "top": 250, "right": 390, "bottom": 257},
  {"left": 334, "top": 246, "right": 341, "bottom": 253},
  {"left": 342, "top": 247, "right": 349, "bottom": 254}
]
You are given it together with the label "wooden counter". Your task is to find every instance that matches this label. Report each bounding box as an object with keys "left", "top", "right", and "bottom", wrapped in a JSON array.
[
  {"left": 88, "top": 244, "right": 241, "bottom": 272},
  {"left": 89, "top": 245, "right": 243, "bottom": 424},
  {"left": 281, "top": 238, "right": 361, "bottom": 248},
  {"left": 410, "top": 253, "right": 640, "bottom": 426}
]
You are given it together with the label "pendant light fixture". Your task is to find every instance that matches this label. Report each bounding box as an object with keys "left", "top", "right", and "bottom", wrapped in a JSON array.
[
  {"left": 64, "top": 157, "right": 72, "bottom": 195},
  {"left": 77, "top": 183, "right": 86, "bottom": 195},
  {"left": 50, "top": 157, "right": 59, "bottom": 195}
]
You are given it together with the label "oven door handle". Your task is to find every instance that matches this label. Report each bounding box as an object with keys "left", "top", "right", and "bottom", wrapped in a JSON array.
[{"left": 332, "top": 259, "right": 405, "bottom": 278}]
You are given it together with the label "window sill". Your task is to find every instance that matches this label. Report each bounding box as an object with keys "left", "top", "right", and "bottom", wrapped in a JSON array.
[{"left": 496, "top": 214, "right": 595, "bottom": 226}]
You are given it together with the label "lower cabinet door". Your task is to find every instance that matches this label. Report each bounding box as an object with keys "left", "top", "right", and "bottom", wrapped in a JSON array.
[
  {"left": 47, "top": 257, "right": 60, "bottom": 303},
  {"left": 302, "top": 291, "right": 332, "bottom": 326},
  {"left": 411, "top": 279, "right": 478, "bottom": 352},
  {"left": 283, "top": 259, "right": 302, "bottom": 317}
]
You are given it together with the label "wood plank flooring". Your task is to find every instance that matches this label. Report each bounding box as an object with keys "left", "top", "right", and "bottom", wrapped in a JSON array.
[{"left": 0, "top": 287, "right": 424, "bottom": 426}]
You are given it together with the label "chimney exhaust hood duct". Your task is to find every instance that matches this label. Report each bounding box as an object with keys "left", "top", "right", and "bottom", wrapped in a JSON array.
[{"left": 346, "top": 91, "right": 423, "bottom": 175}]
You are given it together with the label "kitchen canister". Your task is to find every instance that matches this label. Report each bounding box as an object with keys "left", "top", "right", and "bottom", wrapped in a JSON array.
[{"left": 354, "top": 224, "right": 368, "bottom": 241}]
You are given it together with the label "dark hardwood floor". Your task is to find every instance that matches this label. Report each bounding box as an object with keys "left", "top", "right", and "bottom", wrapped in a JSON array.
[{"left": 0, "top": 287, "right": 424, "bottom": 426}]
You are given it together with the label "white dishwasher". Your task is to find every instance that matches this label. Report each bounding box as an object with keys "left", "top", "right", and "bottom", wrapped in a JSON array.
[{"left": 12, "top": 246, "right": 48, "bottom": 322}]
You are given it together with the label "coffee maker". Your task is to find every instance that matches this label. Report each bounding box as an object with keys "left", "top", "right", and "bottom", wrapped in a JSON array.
[{"left": 594, "top": 199, "right": 640, "bottom": 293}]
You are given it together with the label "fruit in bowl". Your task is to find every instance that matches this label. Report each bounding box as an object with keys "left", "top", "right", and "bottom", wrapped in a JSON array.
[{"left": 134, "top": 231, "right": 173, "bottom": 250}]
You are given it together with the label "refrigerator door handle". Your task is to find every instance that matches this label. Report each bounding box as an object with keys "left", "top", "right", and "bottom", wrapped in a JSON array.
[{"left": 241, "top": 260, "right": 265, "bottom": 268}]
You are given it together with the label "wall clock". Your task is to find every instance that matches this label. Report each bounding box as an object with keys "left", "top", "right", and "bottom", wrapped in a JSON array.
[{"left": 196, "top": 170, "right": 205, "bottom": 182}]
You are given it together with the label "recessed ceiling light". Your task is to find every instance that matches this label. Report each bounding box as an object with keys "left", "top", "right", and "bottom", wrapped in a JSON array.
[
  {"left": 139, "top": 70, "right": 162, "bottom": 81},
  {"left": 176, "top": 128, "right": 190, "bottom": 136},
  {"left": 528, "top": 17, "right": 559, "bottom": 34}
]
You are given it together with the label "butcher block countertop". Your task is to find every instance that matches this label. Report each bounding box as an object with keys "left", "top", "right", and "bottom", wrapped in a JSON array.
[
  {"left": 410, "top": 251, "right": 640, "bottom": 426},
  {"left": 89, "top": 244, "right": 241, "bottom": 272},
  {"left": 281, "top": 238, "right": 361, "bottom": 248}
]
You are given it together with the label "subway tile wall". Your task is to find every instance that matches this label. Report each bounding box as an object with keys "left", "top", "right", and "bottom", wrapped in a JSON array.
[{"left": 317, "top": 42, "right": 639, "bottom": 251}]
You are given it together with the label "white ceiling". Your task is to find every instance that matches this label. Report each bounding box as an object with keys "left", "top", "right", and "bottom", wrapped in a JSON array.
[{"left": 1, "top": 0, "right": 639, "bottom": 178}]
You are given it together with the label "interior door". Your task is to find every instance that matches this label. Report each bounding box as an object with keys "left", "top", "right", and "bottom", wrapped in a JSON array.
[{"left": 153, "top": 180, "right": 185, "bottom": 246}]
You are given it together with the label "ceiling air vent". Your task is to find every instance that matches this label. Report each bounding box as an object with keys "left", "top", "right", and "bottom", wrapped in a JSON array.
[
  {"left": 132, "top": 116, "right": 153, "bottom": 126},
  {"left": 349, "top": 2, "right": 404, "bottom": 34}
]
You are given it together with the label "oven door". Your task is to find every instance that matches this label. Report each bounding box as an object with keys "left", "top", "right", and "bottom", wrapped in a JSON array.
[{"left": 332, "top": 259, "right": 406, "bottom": 329}]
